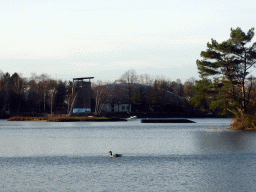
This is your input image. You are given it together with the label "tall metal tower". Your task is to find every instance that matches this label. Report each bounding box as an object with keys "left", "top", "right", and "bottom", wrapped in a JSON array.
[{"left": 72, "top": 77, "right": 94, "bottom": 113}]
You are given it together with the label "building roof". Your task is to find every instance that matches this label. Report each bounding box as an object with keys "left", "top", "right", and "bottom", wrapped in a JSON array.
[
  {"left": 73, "top": 77, "right": 94, "bottom": 81},
  {"left": 92, "top": 83, "right": 182, "bottom": 104}
]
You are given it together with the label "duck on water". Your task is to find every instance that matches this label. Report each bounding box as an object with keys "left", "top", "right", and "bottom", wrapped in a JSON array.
[{"left": 109, "top": 151, "right": 122, "bottom": 157}]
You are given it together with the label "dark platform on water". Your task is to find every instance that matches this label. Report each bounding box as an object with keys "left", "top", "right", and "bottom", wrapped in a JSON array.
[{"left": 141, "top": 118, "right": 195, "bottom": 123}]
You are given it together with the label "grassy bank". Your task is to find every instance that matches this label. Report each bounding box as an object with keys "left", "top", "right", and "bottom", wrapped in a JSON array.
[
  {"left": 8, "top": 116, "right": 126, "bottom": 122},
  {"left": 229, "top": 115, "right": 256, "bottom": 131}
]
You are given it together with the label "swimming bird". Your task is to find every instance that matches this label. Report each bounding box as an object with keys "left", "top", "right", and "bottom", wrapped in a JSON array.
[{"left": 109, "top": 151, "right": 122, "bottom": 157}]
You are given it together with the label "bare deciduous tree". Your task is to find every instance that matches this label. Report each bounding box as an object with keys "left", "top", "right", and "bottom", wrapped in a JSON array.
[
  {"left": 183, "top": 78, "right": 195, "bottom": 99},
  {"left": 93, "top": 81, "right": 119, "bottom": 115},
  {"left": 138, "top": 73, "right": 154, "bottom": 86}
]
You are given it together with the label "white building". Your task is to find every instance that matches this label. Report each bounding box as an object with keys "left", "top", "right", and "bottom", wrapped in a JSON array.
[{"left": 101, "top": 103, "right": 131, "bottom": 112}]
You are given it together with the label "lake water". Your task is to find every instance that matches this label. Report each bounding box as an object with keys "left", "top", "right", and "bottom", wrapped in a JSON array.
[{"left": 1, "top": 118, "right": 256, "bottom": 191}]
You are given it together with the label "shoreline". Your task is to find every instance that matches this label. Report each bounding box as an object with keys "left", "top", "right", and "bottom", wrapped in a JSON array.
[
  {"left": 7, "top": 116, "right": 127, "bottom": 122},
  {"left": 208, "top": 126, "right": 256, "bottom": 131}
]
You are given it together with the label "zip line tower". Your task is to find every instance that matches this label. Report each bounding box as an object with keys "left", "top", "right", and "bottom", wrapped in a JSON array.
[{"left": 72, "top": 77, "right": 94, "bottom": 113}]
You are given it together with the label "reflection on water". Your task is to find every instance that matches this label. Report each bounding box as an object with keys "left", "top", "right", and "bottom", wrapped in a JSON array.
[
  {"left": 193, "top": 129, "right": 256, "bottom": 154},
  {"left": 1, "top": 118, "right": 256, "bottom": 191}
]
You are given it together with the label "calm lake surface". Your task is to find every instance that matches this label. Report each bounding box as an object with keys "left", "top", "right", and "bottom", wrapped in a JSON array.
[{"left": 1, "top": 118, "right": 256, "bottom": 191}]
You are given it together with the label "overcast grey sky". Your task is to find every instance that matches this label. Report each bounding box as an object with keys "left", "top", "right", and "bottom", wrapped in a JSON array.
[{"left": 1, "top": 0, "right": 255, "bottom": 83}]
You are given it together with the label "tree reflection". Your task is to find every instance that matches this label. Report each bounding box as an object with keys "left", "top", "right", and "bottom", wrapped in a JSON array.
[{"left": 192, "top": 130, "right": 256, "bottom": 154}]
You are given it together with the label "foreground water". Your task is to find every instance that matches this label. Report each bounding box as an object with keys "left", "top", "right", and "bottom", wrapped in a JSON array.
[{"left": 1, "top": 118, "right": 256, "bottom": 191}]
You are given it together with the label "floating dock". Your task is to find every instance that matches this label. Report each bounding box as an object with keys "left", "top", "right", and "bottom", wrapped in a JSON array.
[{"left": 141, "top": 118, "right": 195, "bottom": 123}]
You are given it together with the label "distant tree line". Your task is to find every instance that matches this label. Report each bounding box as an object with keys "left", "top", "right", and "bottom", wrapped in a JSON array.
[
  {"left": 0, "top": 69, "right": 205, "bottom": 118},
  {"left": 92, "top": 69, "right": 199, "bottom": 116},
  {"left": 0, "top": 71, "right": 71, "bottom": 117}
]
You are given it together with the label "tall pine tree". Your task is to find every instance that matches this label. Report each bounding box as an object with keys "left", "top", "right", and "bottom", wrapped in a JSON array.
[{"left": 191, "top": 27, "right": 256, "bottom": 117}]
